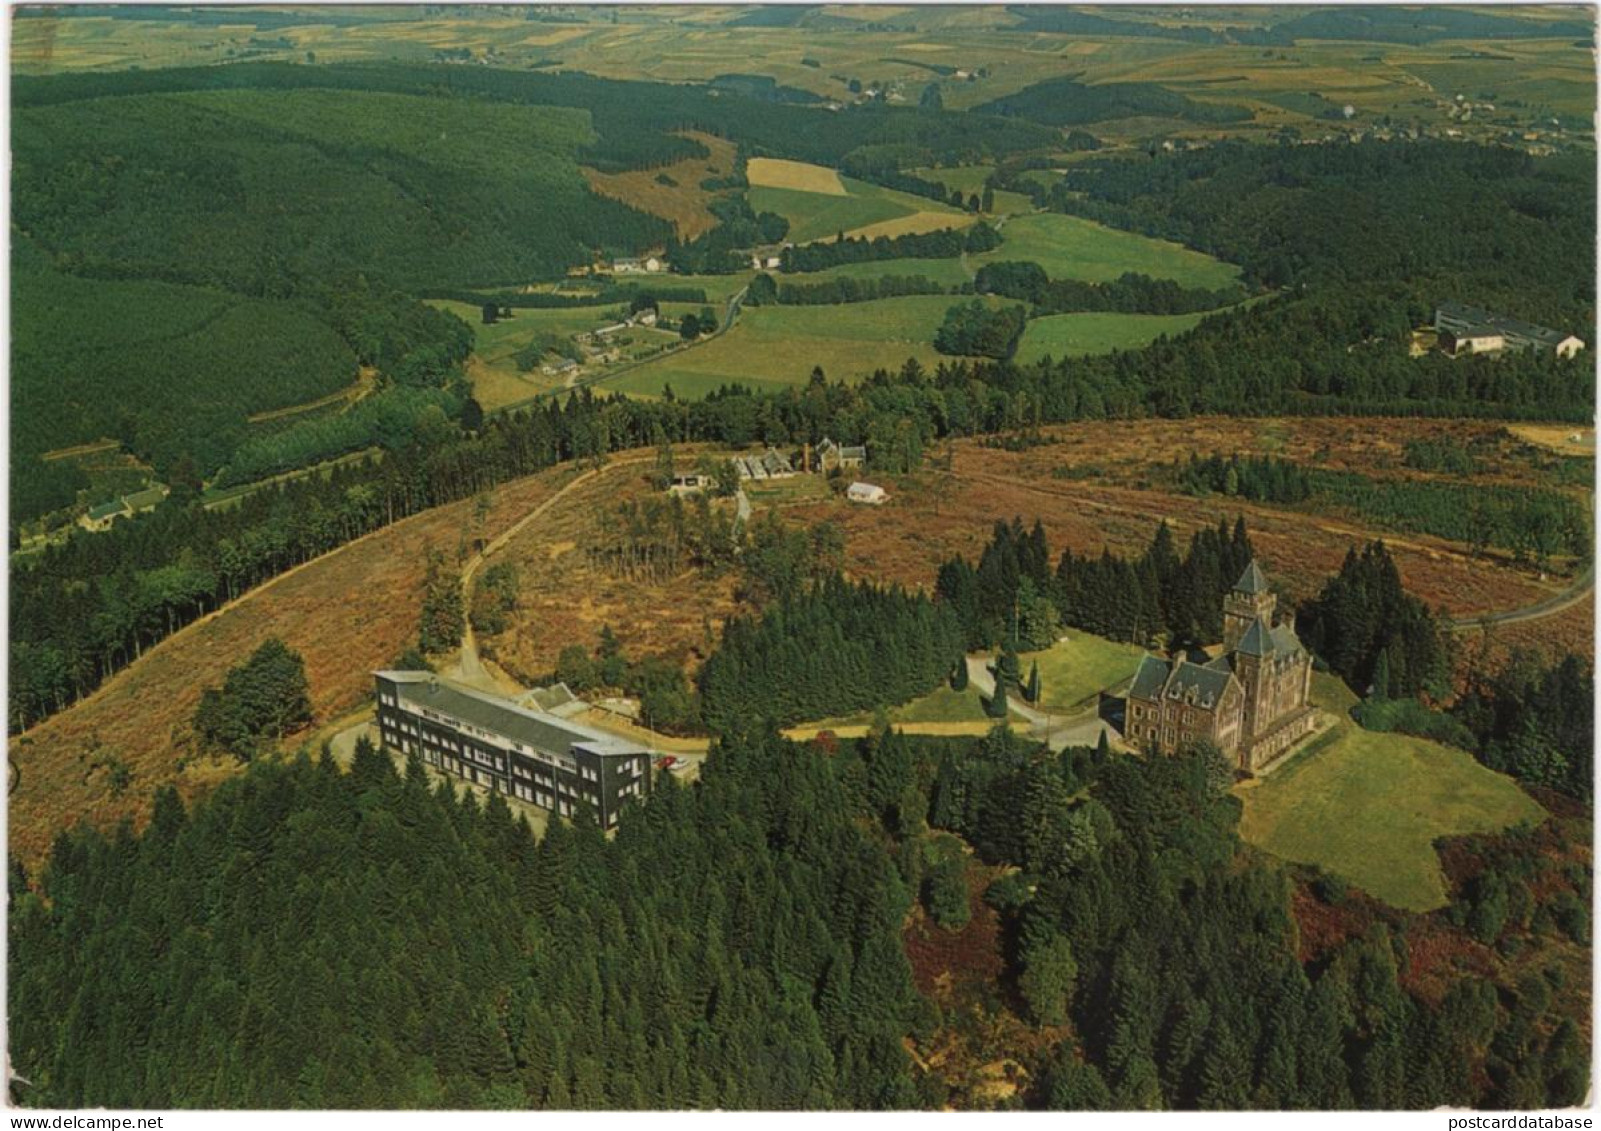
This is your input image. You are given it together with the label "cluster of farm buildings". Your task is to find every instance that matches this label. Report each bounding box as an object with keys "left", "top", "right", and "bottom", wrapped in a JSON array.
[{"left": 1434, "top": 303, "right": 1586, "bottom": 359}]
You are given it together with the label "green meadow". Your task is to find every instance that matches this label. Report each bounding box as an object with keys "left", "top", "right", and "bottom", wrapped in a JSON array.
[
  {"left": 1014, "top": 310, "right": 1215, "bottom": 363},
  {"left": 750, "top": 171, "right": 967, "bottom": 244},
  {"left": 599, "top": 294, "right": 999, "bottom": 398},
  {"left": 973, "top": 212, "right": 1243, "bottom": 289},
  {"left": 1237, "top": 675, "right": 1546, "bottom": 912},
  {"left": 1025, "top": 633, "right": 1150, "bottom": 713}
]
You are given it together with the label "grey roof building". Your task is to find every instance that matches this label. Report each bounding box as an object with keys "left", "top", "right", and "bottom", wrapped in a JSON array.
[
  {"left": 1434, "top": 302, "right": 1584, "bottom": 358},
  {"left": 374, "top": 671, "right": 654, "bottom": 828}
]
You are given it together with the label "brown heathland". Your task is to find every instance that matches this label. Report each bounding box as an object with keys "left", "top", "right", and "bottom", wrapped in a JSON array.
[
  {"left": 8, "top": 464, "right": 576, "bottom": 870},
  {"left": 13, "top": 416, "right": 1584, "bottom": 869},
  {"left": 582, "top": 131, "right": 739, "bottom": 241}
]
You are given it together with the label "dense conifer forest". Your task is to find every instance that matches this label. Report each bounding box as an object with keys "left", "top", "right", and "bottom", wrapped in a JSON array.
[
  {"left": 938, "top": 516, "right": 1258, "bottom": 653},
  {"left": 12, "top": 716, "right": 1588, "bottom": 1109}
]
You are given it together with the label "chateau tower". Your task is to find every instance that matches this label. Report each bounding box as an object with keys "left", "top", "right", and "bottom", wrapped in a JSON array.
[{"left": 1223, "top": 560, "right": 1277, "bottom": 651}]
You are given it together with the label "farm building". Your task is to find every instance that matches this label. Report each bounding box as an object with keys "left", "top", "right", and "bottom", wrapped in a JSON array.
[
  {"left": 77, "top": 482, "right": 170, "bottom": 533},
  {"left": 1434, "top": 302, "right": 1585, "bottom": 358},
  {"left": 612, "top": 256, "right": 663, "bottom": 274},
  {"left": 736, "top": 448, "right": 797, "bottom": 481},
  {"left": 667, "top": 473, "right": 708, "bottom": 496},
  {"left": 374, "top": 671, "right": 654, "bottom": 829},
  {"left": 846, "top": 481, "right": 888, "bottom": 505},
  {"left": 78, "top": 498, "right": 130, "bottom": 534},
  {"left": 816, "top": 437, "right": 867, "bottom": 473},
  {"left": 1125, "top": 562, "right": 1318, "bottom": 775}
]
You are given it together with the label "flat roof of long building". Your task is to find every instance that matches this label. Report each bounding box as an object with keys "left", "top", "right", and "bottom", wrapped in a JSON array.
[{"left": 374, "top": 671, "right": 653, "bottom": 758}]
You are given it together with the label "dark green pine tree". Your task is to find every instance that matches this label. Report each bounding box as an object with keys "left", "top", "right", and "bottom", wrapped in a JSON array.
[{"left": 1025, "top": 661, "right": 1041, "bottom": 704}]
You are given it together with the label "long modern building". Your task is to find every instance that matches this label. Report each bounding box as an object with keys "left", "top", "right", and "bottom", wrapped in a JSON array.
[{"left": 373, "top": 671, "right": 654, "bottom": 828}]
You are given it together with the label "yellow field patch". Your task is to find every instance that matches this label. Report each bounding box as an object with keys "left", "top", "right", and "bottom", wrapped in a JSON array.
[
  {"left": 1508, "top": 424, "right": 1596, "bottom": 456},
  {"left": 583, "top": 130, "right": 738, "bottom": 240},
  {"left": 747, "top": 157, "right": 848, "bottom": 196},
  {"left": 844, "top": 210, "right": 976, "bottom": 241}
]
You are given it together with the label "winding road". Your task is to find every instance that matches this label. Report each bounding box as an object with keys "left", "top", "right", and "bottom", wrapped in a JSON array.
[
  {"left": 1443, "top": 562, "right": 1594, "bottom": 633},
  {"left": 963, "top": 653, "right": 1118, "bottom": 752}
]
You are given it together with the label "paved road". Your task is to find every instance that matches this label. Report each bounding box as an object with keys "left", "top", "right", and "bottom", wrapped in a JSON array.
[
  {"left": 1443, "top": 563, "right": 1594, "bottom": 632},
  {"left": 963, "top": 653, "right": 1117, "bottom": 752}
]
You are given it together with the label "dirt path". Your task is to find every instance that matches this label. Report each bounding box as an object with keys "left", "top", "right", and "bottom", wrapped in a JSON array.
[
  {"left": 245, "top": 367, "right": 377, "bottom": 424},
  {"left": 40, "top": 437, "right": 121, "bottom": 461},
  {"left": 447, "top": 453, "right": 658, "bottom": 693}
]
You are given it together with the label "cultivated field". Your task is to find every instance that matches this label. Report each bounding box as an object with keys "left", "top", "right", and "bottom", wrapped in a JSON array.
[
  {"left": 16, "top": 8, "right": 1592, "bottom": 153},
  {"left": 747, "top": 156, "right": 848, "bottom": 195},
  {"left": 1236, "top": 675, "right": 1547, "bottom": 911},
  {"left": 970, "top": 212, "right": 1243, "bottom": 290},
  {"left": 749, "top": 164, "right": 970, "bottom": 243},
  {"left": 782, "top": 255, "right": 972, "bottom": 288}
]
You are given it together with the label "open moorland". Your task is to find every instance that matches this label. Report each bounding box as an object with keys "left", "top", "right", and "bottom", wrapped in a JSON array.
[
  {"left": 17, "top": 414, "right": 1583, "bottom": 875},
  {"left": 7, "top": 461, "right": 577, "bottom": 870}
]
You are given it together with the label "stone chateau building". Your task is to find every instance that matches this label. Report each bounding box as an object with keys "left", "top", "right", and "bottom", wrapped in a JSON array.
[{"left": 1125, "top": 561, "right": 1318, "bottom": 774}]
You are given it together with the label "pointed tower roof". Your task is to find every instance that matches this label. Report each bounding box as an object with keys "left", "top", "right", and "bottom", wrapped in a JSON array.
[
  {"left": 1236, "top": 616, "right": 1274, "bottom": 656},
  {"left": 1234, "top": 560, "right": 1270, "bottom": 595}
]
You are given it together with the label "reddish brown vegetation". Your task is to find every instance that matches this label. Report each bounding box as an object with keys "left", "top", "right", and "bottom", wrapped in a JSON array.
[{"left": 10, "top": 465, "right": 572, "bottom": 870}]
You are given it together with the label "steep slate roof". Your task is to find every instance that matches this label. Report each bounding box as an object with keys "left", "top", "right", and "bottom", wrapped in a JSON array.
[
  {"left": 1234, "top": 560, "right": 1270, "bottom": 595},
  {"left": 1167, "top": 660, "right": 1234, "bottom": 707},
  {"left": 1269, "top": 623, "right": 1305, "bottom": 656},
  {"left": 376, "top": 671, "right": 651, "bottom": 758},
  {"left": 1128, "top": 655, "right": 1171, "bottom": 700},
  {"left": 1236, "top": 617, "right": 1274, "bottom": 656}
]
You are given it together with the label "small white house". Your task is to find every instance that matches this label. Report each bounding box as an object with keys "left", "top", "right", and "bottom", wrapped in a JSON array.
[{"left": 846, "top": 481, "right": 888, "bottom": 506}]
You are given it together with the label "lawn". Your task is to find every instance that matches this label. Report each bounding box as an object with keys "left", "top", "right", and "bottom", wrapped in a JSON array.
[
  {"left": 600, "top": 294, "right": 995, "bottom": 397},
  {"left": 1236, "top": 676, "right": 1546, "bottom": 912},
  {"left": 972, "top": 212, "right": 1243, "bottom": 290},
  {"left": 787, "top": 683, "right": 994, "bottom": 739},
  {"left": 1014, "top": 310, "right": 1215, "bottom": 363},
  {"left": 750, "top": 165, "right": 968, "bottom": 244},
  {"left": 1026, "top": 632, "right": 1149, "bottom": 712}
]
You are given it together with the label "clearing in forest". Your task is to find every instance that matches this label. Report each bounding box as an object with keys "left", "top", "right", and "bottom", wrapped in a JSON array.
[
  {"left": 1236, "top": 675, "right": 1546, "bottom": 912},
  {"left": 747, "top": 157, "right": 849, "bottom": 195}
]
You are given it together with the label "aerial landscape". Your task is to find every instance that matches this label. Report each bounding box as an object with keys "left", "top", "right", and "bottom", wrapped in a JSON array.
[{"left": 5, "top": 1, "right": 1596, "bottom": 1114}]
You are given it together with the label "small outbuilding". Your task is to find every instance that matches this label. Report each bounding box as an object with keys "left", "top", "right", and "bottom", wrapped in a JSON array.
[{"left": 846, "top": 481, "right": 888, "bottom": 506}]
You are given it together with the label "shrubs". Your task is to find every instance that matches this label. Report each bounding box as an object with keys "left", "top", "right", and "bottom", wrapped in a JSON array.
[
  {"left": 192, "top": 638, "right": 312, "bottom": 759},
  {"left": 1353, "top": 696, "right": 1476, "bottom": 748}
]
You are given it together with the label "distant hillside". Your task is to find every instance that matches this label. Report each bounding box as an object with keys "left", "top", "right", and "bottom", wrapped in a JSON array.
[{"left": 976, "top": 77, "right": 1253, "bottom": 127}]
